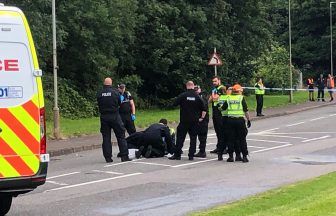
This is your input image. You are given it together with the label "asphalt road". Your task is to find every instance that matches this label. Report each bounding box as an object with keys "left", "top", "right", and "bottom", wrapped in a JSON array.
[{"left": 9, "top": 105, "right": 336, "bottom": 216}]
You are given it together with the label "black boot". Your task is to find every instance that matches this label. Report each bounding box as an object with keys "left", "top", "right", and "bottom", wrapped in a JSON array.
[
  {"left": 105, "top": 158, "right": 113, "bottom": 163},
  {"left": 243, "top": 156, "right": 249, "bottom": 163},
  {"left": 210, "top": 148, "right": 218, "bottom": 154},
  {"left": 227, "top": 153, "right": 234, "bottom": 162},
  {"left": 188, "top": 155, "right": 194, "bottom": 161},
  {"left": 194, "top": 151, "right": 207, "bottom": 158},
  {"left": 135, "top": 146, "right": 145, "bottom": 159},
  {"left": 235, "top": 155, "right": 243, "bottom": 162},
  {"left": 218, "top": 154, "right": 223, "bottom": 161},
  {"left": 121, "top": 155, "right": 132, "bottom": 162},
  {"left": 144, "top": 145, "right": 152, "bottom": 158},
  {"left": 168, "top": 154, "right": 181, "bottom": 160}
]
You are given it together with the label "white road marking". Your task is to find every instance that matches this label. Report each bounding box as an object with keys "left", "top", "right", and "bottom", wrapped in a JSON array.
[
  {"left": 269, "top": 132, "right": 333, "bottom": 135},
  {"left": 104, "top": 159, "right": 144, "bottom": 167},
  {"left": 172, "top": 158, "right": 219, "bottom": 168},
  {"left": 329, "top": 113, "right": 336, "bottom": 117},
  {"left": 44, "top": 173, "right": 143, "bottom": 192},
  {"left": 309, "top": 117, "right": 326, "bottom": 121},
  {"left": 257, "top": 128, "right": 279, "bottom": 134},
  {"left": 252, "top": 144, "right": 293, "bottom": 153},
  {"left": 46, "top": 180, "right": 69, "bottom": 186},
  {"left": 47, "top": 172, "right": 80, "bottom": 180},
  {"left": 181, "top": 156, "right": 208, "bottom": 160},
  {"left": 301, "top": 135, "right": 331, "bottom": 143},
  {"left": 286, "top": 122, "right": 305, "bottom": 127},
  {"left": 92, "top": 170, "right": 124, "bottom": 175},
  {"left": 248, "top": 145, "right": 266, "bottom": 149},
  {"left": 254, "top": 134, "right": 307, "bottom": 140},
  {"left": 247, "top": 139, "right": 290, "bottom": 144},
  {"left": 131, "top": 161, "right": 173, "bottom": 167}
]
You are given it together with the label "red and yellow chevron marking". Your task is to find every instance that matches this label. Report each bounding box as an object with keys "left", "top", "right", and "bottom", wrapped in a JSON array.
[{"left": 0, "top": 94, "right": 41, "bottom": 178}]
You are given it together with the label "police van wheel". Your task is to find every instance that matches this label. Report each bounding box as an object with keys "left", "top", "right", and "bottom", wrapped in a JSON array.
[{"left": 0, "top": 195, "right": 12, "bottom": 215}]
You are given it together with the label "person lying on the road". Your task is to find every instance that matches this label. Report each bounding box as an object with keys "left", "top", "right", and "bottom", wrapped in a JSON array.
[{"left": 126, "top": 119, "right": 176, "bottom": 158}]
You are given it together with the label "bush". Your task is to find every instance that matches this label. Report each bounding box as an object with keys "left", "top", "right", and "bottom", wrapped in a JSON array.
[{"left": 43, "top": 75, "right": 97, "bottom": 120}]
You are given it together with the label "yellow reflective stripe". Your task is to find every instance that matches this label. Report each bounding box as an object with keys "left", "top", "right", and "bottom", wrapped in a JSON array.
[
  {"left": 19, "top": 12, "right": 39, "bottom": 69},
  {"left": 31, "top": 93, "right": 39, "bottom": 107},
  {"left": 0, "top": 11, "right": 20, "bottom": 16},
  {"left": 8, "top": 107, "right": 39, "bottom": 141},
  {"left": 36, "top": 78, "right": 44, "bottom": 108},
  {"left": 0, "top": 120, "right": 39, "bottom": 173},
  {"left": 0, "top": 119, "right": 36, "bottom": 157},
  {"left": 0, "top": 156, "right": 20, "bottom": 177}
]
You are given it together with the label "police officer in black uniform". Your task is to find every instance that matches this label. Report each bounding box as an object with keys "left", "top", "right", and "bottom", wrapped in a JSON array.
[
  {"left": 97, "top": 78, "right": 131, "bottom": 163},
  {"left": 169, "top": 81, "right": 207, "bottom": 161},
  {"left": 127, "top": 119, "right": 175, "bottom": 158},
  {"left": 118, "top": 84, "right": 136, "bottom": 135},
  {"left": 194, "top": 85, "right": 209, "bottom": 158}
]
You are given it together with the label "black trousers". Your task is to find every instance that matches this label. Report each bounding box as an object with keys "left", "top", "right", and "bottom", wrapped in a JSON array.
[
  {"left": 218, "top": 116, "right": 229, "bottom": 154},
  {"left": 317, "top": 88, "right": 325, "bottom": 101},
  {"left": 120, "top": 113, "right": 136, "bottom": 135},
  {"left": 226, "top": 117, "right": 248, "bottom": 157},
  {"left": 256, "top": 94, "right": 264, "bottom": 115},
  {"left": 197, "top": 121, "right": 208, "bottom": 153},
  {"left": 100, "top": 114, "right": 129, "bottom": 159},
  {"left": 213, "top": 114, "right": 224, "bottom": 149},
  {"left": 175, "top": 122, "right": 198, "bottom": 157}
]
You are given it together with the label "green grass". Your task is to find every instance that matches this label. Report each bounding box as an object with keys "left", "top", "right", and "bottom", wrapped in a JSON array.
[
  {"left": 46, "top": 91, "right": 313, "bottom": 138},
  {"left": 191, "top": 172, "right": 336, "bottom": 216},
  {"left": 46, "top": 109, "right": 180, "bottom": 138}
]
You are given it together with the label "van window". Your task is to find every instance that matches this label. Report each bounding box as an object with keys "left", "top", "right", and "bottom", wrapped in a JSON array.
[{"left": 0, "top": 42, "right": 35, "bottom": 107}]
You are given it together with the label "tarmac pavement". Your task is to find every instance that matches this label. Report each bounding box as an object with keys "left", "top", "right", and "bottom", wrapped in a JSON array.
[
  {"left": 8, "top": 103, "right": 336, "bottom": 216},
  {"left": 47, "top": 100, "right": 335, "bottom": 157}
]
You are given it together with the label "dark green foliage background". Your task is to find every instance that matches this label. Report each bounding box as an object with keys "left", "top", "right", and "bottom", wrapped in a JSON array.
[{"left": 3, "top": 0, "right": 335, "bottom": 118}]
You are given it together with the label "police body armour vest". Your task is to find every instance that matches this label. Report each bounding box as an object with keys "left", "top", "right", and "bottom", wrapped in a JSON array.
[
  {"left": 213, "top": 85, "right": 225, "bottom": 106},
  {"left": 218, "top": 94, "right": 229, "bottom": 116},
  {"left": 255, "top": 83, "right": 265, "bottom": 95},
  {"left": 227, "top": 95, "right": 244, "bottom": 117}
]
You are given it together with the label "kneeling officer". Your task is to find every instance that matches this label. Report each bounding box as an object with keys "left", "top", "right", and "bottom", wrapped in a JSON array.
[{"left": 97, "top": 77, "right": 131, "bottom": 163}]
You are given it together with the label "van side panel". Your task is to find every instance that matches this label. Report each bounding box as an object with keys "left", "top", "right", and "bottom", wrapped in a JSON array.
[
  {"left": 0, "top": 10, "right": 43, "bottom": 178},
  {"left": 19, "top": 11, "right": 45, "bottom": 108}
]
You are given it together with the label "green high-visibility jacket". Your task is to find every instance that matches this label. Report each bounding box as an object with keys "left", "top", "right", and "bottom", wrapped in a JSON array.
[
  {"left": 218, "top": 94, "right": 229, "bottom": 116},
  {"left": 212, "top": 84, "right": 225, "bottom": 107},
  {"left": 255, "top": 83, "right": 265, "bottom": 95},
  {"left": 226, "top": 95, "right": 245, "bottom": 117}
]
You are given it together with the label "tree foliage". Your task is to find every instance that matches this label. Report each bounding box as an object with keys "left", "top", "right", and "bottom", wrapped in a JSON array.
[{"left": 8, "top": 0, "right": 329, "bottom": 111}]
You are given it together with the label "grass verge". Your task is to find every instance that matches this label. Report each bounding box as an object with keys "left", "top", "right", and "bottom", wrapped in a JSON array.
[
  {"left": 191, "top": 172, "right": 336, "bottom": 216},
  {"left": 46, "top": 91, "right": 318, "bottom": 138}
]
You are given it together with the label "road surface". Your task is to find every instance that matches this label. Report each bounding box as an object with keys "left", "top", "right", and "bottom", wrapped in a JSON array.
[{"left": 9, "top": 105, "right": 336, "bottom": 216}]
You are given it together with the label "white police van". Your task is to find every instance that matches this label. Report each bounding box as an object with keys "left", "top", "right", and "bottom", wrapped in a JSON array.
[{"left": 0, "top": 4, "right": 48, "bottom": 215}]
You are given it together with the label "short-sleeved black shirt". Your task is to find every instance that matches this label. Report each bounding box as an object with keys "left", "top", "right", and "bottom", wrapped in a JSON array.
[
  {"left": 119, "top": 91, "right": 133, "bottom": 114},
  {"left": 174, "top": 89, "right": 207, "bottom": 124}
]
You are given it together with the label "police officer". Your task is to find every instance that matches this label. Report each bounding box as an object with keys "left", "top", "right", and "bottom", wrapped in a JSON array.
[
  {"left": 255, "top": 78, "right": 265, "bottom": 117},
  {"left": 97, "top": 78, "right": 131, "bottom": 163},
  {"left": 118, "top": 84, "right": 136, "bottom": 135},
  {"left": 169, "top": 81, "right": 207, "bottom": 160},
  {"left": 317, "top": 74, "right": 326, "bottom": 102},
  {"left": 209, "top": 76, "right": 226, "bottom": 154},
  {"left": 216, "top": 86, "right": 231, "bottom": 160},
  {"left": 194, "top": 85, "right": 209, "bottom": 158},
  {"left": 307, "top": 77, "right": 315, "bottom": 101},
  {"left": 218, "top": 84, "right": 251, "bottom": 163}
]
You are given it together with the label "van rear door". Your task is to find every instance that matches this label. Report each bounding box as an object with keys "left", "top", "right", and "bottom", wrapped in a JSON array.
[{"left": 0, "top": 9, "right": 41, "bottom": 178}]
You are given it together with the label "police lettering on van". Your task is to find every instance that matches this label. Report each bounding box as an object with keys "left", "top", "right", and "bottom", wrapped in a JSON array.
[
  {"left": 0, "top": 59, "right": 19, "bottom": 71},
  {"left": 0, "top": 4, "right": 48, "bottom": 215}
]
